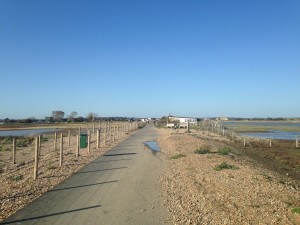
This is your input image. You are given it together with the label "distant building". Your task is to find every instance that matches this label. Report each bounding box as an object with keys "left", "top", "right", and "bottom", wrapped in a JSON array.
[
  {"left": 167, "top": 116, "right": 197, "bottom": 127},
  {"left": 216, "top": 117, "right": 229, "bottom": 121}
]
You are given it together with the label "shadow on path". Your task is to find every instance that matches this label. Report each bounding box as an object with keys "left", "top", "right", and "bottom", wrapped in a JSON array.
[
  {"left": 49, "top": 180, "right": 118, "bottom": 192},
  {"left": 0, "top": 205, "right": 101, "bottom": 225},
  {"left": 103, "top": 153, "right": 137, "bottom": 157},
  {"left": 75, "top": 167, "right": 127, "bottom": 174}
]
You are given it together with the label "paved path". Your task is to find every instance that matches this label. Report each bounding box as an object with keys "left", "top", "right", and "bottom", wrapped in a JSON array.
[{"left": 2, "top": 124, "right": 170, "bottom": 225}]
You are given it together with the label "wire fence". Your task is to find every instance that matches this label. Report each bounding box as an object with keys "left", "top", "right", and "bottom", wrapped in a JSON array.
[{"left": 195, "top": 120, "right": 299, "bottom": 148}]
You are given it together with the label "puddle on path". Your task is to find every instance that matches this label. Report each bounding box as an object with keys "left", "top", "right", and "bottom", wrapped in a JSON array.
[{"left": 144, "top": 141, "right": 160, "bottom": 152}]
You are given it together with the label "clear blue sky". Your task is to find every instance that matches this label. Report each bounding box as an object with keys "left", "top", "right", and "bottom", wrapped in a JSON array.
[{"left": 1, "top": 0, "right": 299, "bottom": 119}]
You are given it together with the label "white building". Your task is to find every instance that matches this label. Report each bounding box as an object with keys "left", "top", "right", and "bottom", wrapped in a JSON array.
[
  {"left": 168, "top": 116, "right": 197, "bottom": 125},
  {"left": 216, "top": 117, "right": 229, "bottom": 121}
]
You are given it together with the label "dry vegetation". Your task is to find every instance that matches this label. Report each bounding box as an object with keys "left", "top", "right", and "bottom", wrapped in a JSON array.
[{"left": 158, "top": 128, "right": 300, "bottom": 224}]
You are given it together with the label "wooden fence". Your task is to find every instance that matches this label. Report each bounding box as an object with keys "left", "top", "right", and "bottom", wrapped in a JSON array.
[{"left": 5, "top": 122, "right": 139, "bottom": 180}]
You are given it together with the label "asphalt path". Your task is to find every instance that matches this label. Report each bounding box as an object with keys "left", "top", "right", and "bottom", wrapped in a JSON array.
[{"left": 2, "top": 124, "right": 170, "bottom": 225}]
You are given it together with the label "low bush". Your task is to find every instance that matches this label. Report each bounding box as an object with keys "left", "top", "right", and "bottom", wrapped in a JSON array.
[
  {"left": 10, "top": 175, "right": 23, "bottom": 181},
  {"left": 218, "top": 146, "right": 231, "bottom": 155},
  {"left": 291, "top": 207, "right": 300, "bottom": 214},
  {"left": 170, "top": 153, "right": 186, "bottom": 160},
  {"left": 194, "top": 145, "right": 211, "bottom": 154},
  {"left": 194, "top": 149, "right": 210, "bottom": 154},
  {"left": 0, "top": 145, "right": 9, "bottom": 151},
  {"left": 214, "top": 162, "right": 238, "bottom": 171}
]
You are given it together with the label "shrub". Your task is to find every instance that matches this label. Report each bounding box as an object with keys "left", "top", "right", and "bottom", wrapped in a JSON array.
[
  {"left": 15, "top": 137, "right": 34, "bottom": 147},
  {"left": 218, "top": 146, "right": 231, "bottom": 155},
  {"left": 170, "top": 153, "right": 186, "bottom": 160},
  {"left": 0, "top": 145, "right": 9, "bottom": 151},
  {"left": 194, "top": 149, "right": 210, "bottom": 154},
  {"left": 214, "top": 162, "right": 238, "bottom": 171},
  {"left": 194, "top": 145, "right": 211, "bottom": 154},
  {"left": 47, "top": 164, "right": 57, "bottom": 170},
  {"left": 11, "top": 175, "right": 23, "bottom": 181},
  {"left": 291, "top": 207, "right": 300, "bottom": 214}
]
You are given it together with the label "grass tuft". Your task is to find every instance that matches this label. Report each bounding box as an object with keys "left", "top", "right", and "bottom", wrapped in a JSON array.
[
  {"left": 218, "top": 146, "right": 231, "bottom": 155},
  {"left": 10, "top": 175, "right": 23, "bottom": 181},
  {"left": 47, "top": 163, "right": 57, "bottom": 170},
  {"left": 194, "top": 145, "right": 211, "bottom": 154},
  {"left": 194, "top": 149, "right": 210, "bottom": 154},
  {"left": 170, "top": 153, "right": 186, "bottom": 160},
  {"left": 214, "top": 162, "right": 238, "bottom": 171},
  {"left": 291, "top": 207, "right": 300, "bottom": 214}
]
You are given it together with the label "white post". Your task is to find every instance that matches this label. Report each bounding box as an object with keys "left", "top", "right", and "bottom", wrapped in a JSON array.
[
  {"left": 243, "top": 137, "right": 246, "bottom": 147},
  {"left": 269, "top": 139, "right": 272, "bottom": 148},
  {"left": 296, "top": 136, "right": 299, "bottom": 148}
]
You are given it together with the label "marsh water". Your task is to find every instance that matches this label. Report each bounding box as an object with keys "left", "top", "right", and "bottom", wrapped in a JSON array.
[
  {"left": 242, "top": 131, "right": 300, "bottom": 140},
  {"left": 0, "top": 128, "right": 61, "bottom": 137},
  {"left": 222, "top": 121, "right": 300, "bottom": 140}
]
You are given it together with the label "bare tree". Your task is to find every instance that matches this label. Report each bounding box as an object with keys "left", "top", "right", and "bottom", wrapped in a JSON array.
[
  {"left": 67, "top": 111, "right": 78, "bottom": 122},
  {"left": 52, "top": 111, "right": 65, "bottom": 122},
  {"left": 87, "top": 112, "right": 98, "bottom": 122}
]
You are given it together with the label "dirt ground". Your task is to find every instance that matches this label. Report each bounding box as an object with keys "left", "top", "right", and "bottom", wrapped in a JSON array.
[{"left": 157, "top": 128, "right": 300, "bottom": 225}]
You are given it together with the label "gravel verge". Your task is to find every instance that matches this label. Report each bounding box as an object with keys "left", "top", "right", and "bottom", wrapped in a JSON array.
[{"left": 157, "top": 128, "right": 300, "bottom": 225}]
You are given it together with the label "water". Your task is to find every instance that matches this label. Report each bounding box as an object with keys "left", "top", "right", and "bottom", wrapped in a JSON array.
[
  {"left": 223, "top": 121, "right": 300, "bottom": 128},
  {"left": 242, "top": 131, "right": 300, "bottom": 140},
  {"left": 222, "top": 121, "right": 300, "bottom": 140},
  {"left": 144, "top": 141, "right": 160, "bottom": 152},
  {"left": 0, "top": 128, "right": 61, "bottom": 137}
]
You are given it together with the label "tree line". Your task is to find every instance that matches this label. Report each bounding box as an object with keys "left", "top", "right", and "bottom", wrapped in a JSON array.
[{"left": 1, "top": 111, "right": 136, "bottom": 124}]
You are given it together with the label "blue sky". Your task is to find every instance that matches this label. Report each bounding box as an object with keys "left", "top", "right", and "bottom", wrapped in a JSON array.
[{"left": 1, "top": 0, "right": 299, "bottom": 119}]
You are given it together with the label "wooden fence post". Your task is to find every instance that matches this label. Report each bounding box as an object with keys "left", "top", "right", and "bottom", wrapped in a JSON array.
[
  {"left": 296, "top": 136, "right": 299, "bottom": 148},
  {"left": 93, "top": 123, "right": 95, "bottom": 134},
  {"left": 34, "top": 137, "right": 39, "bottom": 180},
  {"left": 243, "top": 137, "right": 246, "bottom": 147},
  {"left": 54, "top": 132, "right": 57, "bottom": 150},
  {"left": 38, "top": 135, "right": 41, "bottom": 157},
  {"left": 269, "top": 139, "right": 272, "bottom": 148},
  {"left": 60, "top": 134, "right": 63, "bottom": 167},
  {"left": 12, "top": 138, "right": 16, "bottom": 164},
  {"left": 76, "top": 135, "right": 79, "bottom": 158},
  {"left": 68, "top": 130, "right": 71, "bottom": 146},
  {"left": 87, "top": 131, "right": 90, "bottom": 154},
  {"left": 103, "top": 124, "right": 106, "bottom": 147},
  {"left": 97, "top": 129, "right": 100, "bottom": 149}
]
